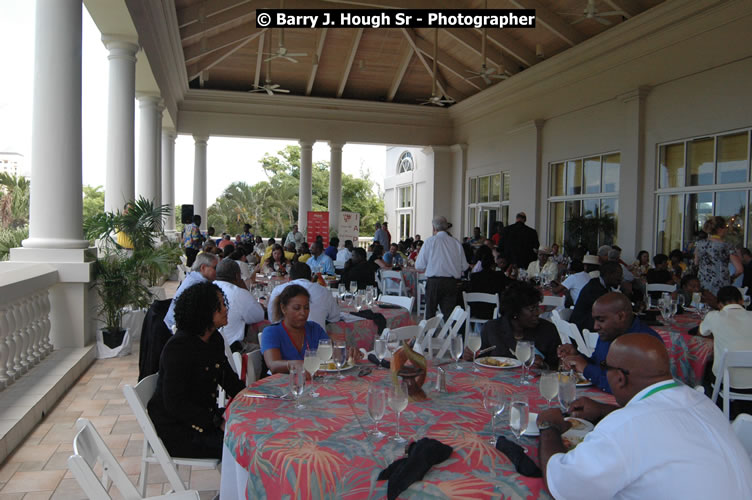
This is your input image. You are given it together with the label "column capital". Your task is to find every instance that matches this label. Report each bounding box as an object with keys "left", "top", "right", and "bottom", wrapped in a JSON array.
[
  {"left": 162, "top": 128, "right": 177, "bottom": 140},
  {"left": 193, "top": 135, "right": 209, "bottom": 144},
  {"left": 101, "top": 36, "right": 139, "bottom": 60},
  {"left": 618, "top": 85, "right": 652, "bottom": 104},
  {"left": 450, "top": 144, "right": 467, "bottom": 153},
  {"left": 328, "top": 141, "right": 345, "bottom": 151},
  {"left": 299, "top": 139, "right": 315, "bottom": 149},
  {"left": 136, "top": 93, "right": 161, "bottom": 106}
]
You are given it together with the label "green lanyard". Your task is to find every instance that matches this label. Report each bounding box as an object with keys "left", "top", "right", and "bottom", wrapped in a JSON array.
[{"left": 639, "top": 381, "right": 680, "bottom": 401}]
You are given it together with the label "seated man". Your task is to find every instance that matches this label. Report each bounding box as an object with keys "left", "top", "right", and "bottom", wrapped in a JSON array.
[
  {"left": 646, "top": 253, "right": 674, "bottom": 284},
  {"left": 538, "top": 334, "right": 752, "bottom": 499},
  {"left": 336, "top": 239, "right": 353, "bottom": 263},
  {"left": 526, "top": 247, "right": 558, "bottom": 281},
  {"left": 297, "top": 242, "right": 312, "bottom": 263},
  {"left": 164, "top": 252, "right": 218, "bottom": 330},
  {"left": 213, "top": 259, "right": 264, "bottom": 352},
  {"left": 552, "top": 256, "right": 598, "bottom": 306},
  {"left": 383, "top": 243, "right": 404, "bottom": 268},
  {"left": 324, "top": 237, "right": 339, "bottom": 261},
  {"left": 570, "top": 261, "right": 622, "bottom": 332},
  {"left": 341, "top": 247, "right": 378, "bottom": 290},
  {"left": 268, "top": 263, "right": 340, "bottom": 330},
  {"left": 306, "top": 241, "right": 336, "bottom": 276},
  {"left": 559, "top": 292, "right": 661, "bottom": 392}
]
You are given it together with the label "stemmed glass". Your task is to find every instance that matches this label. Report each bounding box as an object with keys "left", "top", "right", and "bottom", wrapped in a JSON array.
[
  {"left": 303, "top": 349, "right": 320, "bottom": 397},
  {"left": 388, "top": 380, "right": 409, "bottom": 443},
  {"left": 450, "top": 335, "right": 464, "bottom": 371},
  {"left": 483, "top": 386, "right": 506, "bottom": 444},
  {"left": 350, "top": 281, "right": 358, "bottom": 296},
  {"left": 367, "top": 385, "right": 387, "bottom": 438},
  {"left": 318, "top": 339, "right": 333, "bottom": 380},
  {"left": 539, "top": 370, "right": 559, "bottom": 409},
  {"left": 509, "top": 395, "right": 530, "bottom": 443},
  {"left": 338, "top": 283, "right": 347, "bottom": 301},
  {"left": 333, "top": 342, "right": 348, "bottom": 379},
  {"left": 288, "top": 364, "right": 306, "bottom": 409},
  {"left": 374, "top": 338, "right": 387, "bottom": 369},
  {"left": 557, "top": 370, "right": 577, "bottom": 412},
  {"left": 515, "top": 340, "right": 534, "bottom": 385},
  {"left": 385, "top": 331, "right": 400, "bottom": 360},
  {"left": 467, "top": 330, "right": 482, "bottom": 372}
]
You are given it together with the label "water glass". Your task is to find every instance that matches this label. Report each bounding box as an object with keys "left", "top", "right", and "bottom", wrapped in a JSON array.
[
  {"left": 509, "top": 395, "right": 530, "bottom": 442},
  {"left": 318, "top": 339, "right": 332, "bottom": 363},
  {"left": 515, "top": 340, "right": 534, "bottom": 385},
  {"left": 450, "top": 335, "right": 464, "bottom": 371},
  {"left": 303, "top": 349, "right": 320, "bottom": 397},
  {"left": 483, "top": 386, "right": 506, "bottom": 444},
  {"left": 374, "top": 338, "right": 387, "bottom": 368},
  {"left": 467, "top": 330, "right": 482, "bottom": 372},
  {"left": 539, "top": 370, "right": 559, "bottom": 408},
  {"left": 388, "top": 380, "right": 409, "bottom": 443},
  {"left": 558, "top": 371, "right": 577, "bottom": 411},
  {"left": 288, "top": 364, "right": 306, "bottom": 409},
  {"left": 333, "top": 342, "right": 348, "bottom": 379},
  {"left": 367, "top": 385, "right": 387, "bottom": 438},
  {"left": 338, "top": 283, "right": 347, "bottom": 300},
  {"left": 386, "top": 331, "right": 400, "bottom": 358},
  {"left": 350, "top": 281, "right": 358, "bottom": 295}
]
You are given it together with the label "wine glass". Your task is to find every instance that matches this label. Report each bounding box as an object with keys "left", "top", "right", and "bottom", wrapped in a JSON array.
[
  {"left": 333, "top": 342, "right": 348, "bottom": 379},
  {"left": 450, "top": 335, "right": 464, "bottom": 371},
  {"left": 338, "top": 283, "right": 347, "bottom": 300},
  {"left": 539, "top": 370, "right": 559, "bottom": 409},
  {"left": 365, "top": 289, "right": 374, "bottom": 308},
  {"left": 482, "top": 386, "right": 506, "bottom": 444},
  {"left": 467, "top": 330, "right": 482, "bottom": 372},
  {"left": 288, "top": 364, "right": 306, "bottom": 409},
  {"left": 367, "top": 385, "right": 387, "bottom": 438},
  {"left": 515, "top": 340, "right": 534, "bottom": 385},
  {"left": 557, "top": 370, "right": 577, "bottom": 412},
  {"left": 509, "top": 395, "right": 530, "bottom": 443},
  {"left": 350, "top": 281, "right": 358, "bottom": 295},
  {"left": 385, "top": 331, "right": 400, "bottom": 359},
  {"left": 318, "top": 339, "right": 332, "bottom": 379},
  {"left": 303, "top": 349, "right": 320, "bottom": 397},
  {"left": 374, "top": 338, "right": 387, "bottom": 369},
  {"left": 388, "top": 380, "right": 409, "bottom": 443}
]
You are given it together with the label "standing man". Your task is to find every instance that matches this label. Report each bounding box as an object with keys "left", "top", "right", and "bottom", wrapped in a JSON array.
[
  {"left": 183, "top": 214, "right": 204, "bottom": 267},
  {"left": 416, "top": 216, "right": 469, "bottom": 319},
  {"left": 382, "top": 222, "right": 392, "bottom": 247},
  {"left": 374, "top": 222, "right": 389, "bottom": 249},
  {"left": 285, "top": 224, "right": 305, "bottom": 251},
  {"left": 240, "top": 223, "right": 254, "bottom": 246},
  {"left": 500, "top": 212, "right": 539, "bottom": 269}
]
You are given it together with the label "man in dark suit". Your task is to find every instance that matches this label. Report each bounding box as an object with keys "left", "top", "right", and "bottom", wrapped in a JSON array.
[
  {"left": 500, "top": 212, "right": 540, "bottom": 269},
  {"left": 570, "top": 261, "right": 623, "bottom": 332},
  {"left": 341, "top": 247, "right": 378, "bottom": 290}
]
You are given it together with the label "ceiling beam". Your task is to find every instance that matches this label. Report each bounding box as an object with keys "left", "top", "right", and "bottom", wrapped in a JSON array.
[
  {"left": 177, "top": 0, "right": 250, "bottom": 28},
  {"left": 400, "top": 28, "right": 465, "bottom": 102},
  {"left": 184, "top": 24, "right": 265, "bottom": 63},
  {"left": 602, "top": 0, "right": 639, "bottom": 18},
  {"left": 186, "top": 36, "right": 256, "bottom": 81},
  {"left": 306, "top": 28, "right": 328, "bottom": 96},
  {"left": 443, "top": 28, "right": 520, "bottom": 75},
  {"left": 337, "top": 28, "right": 363, "bottom": 98},
  {"left": 180, "top": 3, "right": 261, "bottom": 43},
  {"left": 484, "top": 29, "right": 537, "bottom": 67},
  {"left": 386, "top": 45, "right": 413, "bottom": 102},
  {"left": 319, "top": 0, "right": 439, "bottom": 9},
  {"left": 411, "top": 34, "right": 482, "bottom": 91},
  {"left": 507, "top": 0, "right": 585, "bottom": 46},
  {"left": 254, "top": 32, "right": 265, "bottom": 87}
]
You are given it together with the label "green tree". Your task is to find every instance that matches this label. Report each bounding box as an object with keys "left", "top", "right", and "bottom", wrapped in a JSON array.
[
  {"left": 82, "top": 185, "right": 105, "bottom": 220},
  {"left": 0, "top": 173, "right": 30, "bottom": 229}
]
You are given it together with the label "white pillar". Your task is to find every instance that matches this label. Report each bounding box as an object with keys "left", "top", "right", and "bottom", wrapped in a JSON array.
[
  {"left": 193, "top": 136, "right": 208, "bottom": 230},
  {"left": 328, "top": 142, "right": 343, "bottom": 235},
  {"left": 161, "top": 129, "right": 176, "bottom": 232},
  {"left": 298, "top": 140, "right": 314, "bottom": 234},
  {"left": 136, "top": 94, "right": 160, "bottom": 203},
  {"left": 102, "top": 37, "right": 138, "bottom": 213},
  {"left": 154, "top": 102, "right": 164, "bottom": 208},
  {"left": 22, "top": 0, "right": 88, "bottom": 250}
]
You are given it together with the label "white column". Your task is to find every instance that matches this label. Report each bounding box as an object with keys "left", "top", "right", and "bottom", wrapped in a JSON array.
[
  {"left": 22, "top": 0, "right": 88, "bottom": 250},
  {"left": 161, "top": 129, "right": 177, "bottom": 232},
  {"left": 193, "top": 136, "right": 208, "bottom": 230},
  {"left": 136, "top": 94, "right": 160, "bottom": 203},
  {"left": 298, "top": 140, "right": 314, "bottom": 234},
  {"left": 328, "top": 142, "right": 343, "bottom": 234},
  {"left": 154, "top": 102, "right": 164, "bottom": 208},
  {"left": 102, "top": 37, "right": 138, "bottom": 213}
]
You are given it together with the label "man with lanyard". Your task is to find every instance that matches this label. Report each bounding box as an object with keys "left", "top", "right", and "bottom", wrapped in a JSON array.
[
  {"left": 306, "top": 241, "right": 335, "bottom": 276},
  {"left": 183, "top": 214, "right": 204, "bottom": 267},
  {"left": 537, "top": 334, "right": 752, "bottom": 498},
  {"left": 415, "top": 215, "right": 469, "bottom": 319}
]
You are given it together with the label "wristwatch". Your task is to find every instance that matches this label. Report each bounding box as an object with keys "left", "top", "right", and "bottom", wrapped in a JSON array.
[{"left": 537, "top": 421, "right": 563, "bottom": 433}]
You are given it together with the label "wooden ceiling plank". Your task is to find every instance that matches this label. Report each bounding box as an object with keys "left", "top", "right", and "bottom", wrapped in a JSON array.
[
  {"left": 386, "top": 45, "right": 413, "bottom": 102},
  {"left": 319, "top": 0, "right": 440, "bottom": 9},
  {"left": 177, "top": 0, "right": 251, "bottom": 28},
  {"left": 336, "top": 28, "right": 364, "bottom": 98},
  {"left": 180, "top": 3, "right": 261, "bottom": 43},
  {"left": 411, "top": 35, "right": 482, "bottom": 91},
  {"left": 254, "top": 32, "right": 265, "bottom": 87},
  {"left": 186, "top": 36, "right": 255, "bottom": 81},
  {"left": 507, "top": 0, "right": 585, "bottom": 46},
  {"left": 184, "top": 23, "right": 266, "bottom": 62},
  {"left": 443, "top": 28, "right": 519, "bottom": 75},
  {"left": 401, "top": 28, "right": 458, "bottom": 101},
  {"left": 484, "top": 29, "right": 537, "bottom": 67},
  {"left": 602, "top": 0, "right": 639, "bottom": 18},
  {"left": 306, "top": 28, "right": 328, "bottom": 96}
]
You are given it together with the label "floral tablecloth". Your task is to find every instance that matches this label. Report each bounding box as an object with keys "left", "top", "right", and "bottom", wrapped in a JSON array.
[
  {"left": 651, "top": 311, "right": 713, "bottom": 387},
  {"left": 222, "top": 362, "right": 615, "bottom": 499}
]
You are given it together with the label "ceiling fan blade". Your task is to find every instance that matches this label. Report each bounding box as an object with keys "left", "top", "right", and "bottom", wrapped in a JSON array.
[
  {"left": 274, "top": 88, "right": 290, "bottom": 93},
  {"left": 595, "top": 16, "right": 612, "bottom": 25},
  {"left": 264, "top": 54, "right": 281, "bottom": 62},
  {"left": 265, "top": 88, "right": 274, "bottom": 95},
  {"left": 267, "top": 84, "right": 280, "bottom": 89},
  {"left": 571, "top": 17, "right": 586, "bottom": 25},
  {"left": 558, "top": 12, "right": 581, "bottom": 16},
  {"left": 286, "top": 52, "right": 308, "bottom": 57},
  {"left": 481, "top": 75, "right": 492, "bottom": 85},
  {"left": 598, "top": 10, "right": 625, "bottom": 17},
  {"left": 282, "top": 56, "right": 299, "bottom": 63}
]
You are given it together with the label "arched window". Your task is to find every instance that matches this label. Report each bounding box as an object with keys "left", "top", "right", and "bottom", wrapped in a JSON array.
[{"left": 398, "top": 151, "right": 414, "bottom": 173}]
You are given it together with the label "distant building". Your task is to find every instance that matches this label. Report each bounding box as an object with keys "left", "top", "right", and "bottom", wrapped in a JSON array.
[{"left": 0, "top": 153, "right": 26, "bottom": 178}]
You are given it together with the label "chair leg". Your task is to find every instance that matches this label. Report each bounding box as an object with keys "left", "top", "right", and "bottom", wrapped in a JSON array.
[{"left": 139, "top": 441, "right": 149, "bottom": 497}]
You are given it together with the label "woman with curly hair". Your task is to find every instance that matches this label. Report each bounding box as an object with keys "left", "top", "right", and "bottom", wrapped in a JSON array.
[
  {"left": 261, "top": 243, "right": 290, "bottom": 276},
  {"left": 147, "top": 281, "right": 244, "bottom": 459},
  {"left": 476, "top": 281, "right": 561, "bottom": 368}
]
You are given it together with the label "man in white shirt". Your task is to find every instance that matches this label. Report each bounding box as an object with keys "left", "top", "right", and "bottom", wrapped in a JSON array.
[
  {"left": 268, "top": 263, "right": 340, "bottom": 330},
  {"left": 164, "top": 252, "right": 218, "bottom": 330},
  {"left": 538, "top": 333, "right": 752, "bottom": 499},
  {"left": 284, "top": 224, "right": 304, "bottom": 250},
  {"left": 336, "top": 239, "right": 353, "bottom": 263},
  {"left": 526, "top": 247, "right": 559, "bottom": 281},
  {"left": 700, "top": 285, "right": 752, "bottom": 389},
  {"left": 415, "top": 215, "right": 469, "bottom": 319},
  {"left": 555, "top": 255, "right": 599, "bottom": 305},
  {"left": 213, "top": 259, "right": 264, "bottom": 352}
]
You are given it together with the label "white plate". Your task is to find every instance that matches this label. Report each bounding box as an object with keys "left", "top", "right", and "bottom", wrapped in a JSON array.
[
  {"left": 318, "top": 362, "right": 356, "bottom": 372},
  {"left": 562, "top": 417, "right": 594, "bottom": 449},
  {"left": 474, "top": 356, "right": 522, "bottom": 369},
  {"left": 576, "top": 378, "right": 593, "bottom": 387}
]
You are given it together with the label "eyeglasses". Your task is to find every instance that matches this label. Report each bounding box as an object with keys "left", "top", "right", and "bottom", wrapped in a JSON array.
[{"left": 600, "top": 360, "right": 630, "bottom": 375}]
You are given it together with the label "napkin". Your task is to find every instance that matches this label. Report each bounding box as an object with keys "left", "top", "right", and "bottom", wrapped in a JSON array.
[
  {"left": 378, "top": 438, "right": 453, "bottom": 500},
  {"left": 368, "top": 353, "right": 390, "bottom": 369},
  {"left": 495, "top": 436, "right": 541, "bottom": 477}
]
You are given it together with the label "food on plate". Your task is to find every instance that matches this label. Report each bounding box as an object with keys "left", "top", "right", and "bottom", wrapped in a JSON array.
[
  {"left": 477, "top": 357, "right": 515, "bottom": 367},
  {"left": 562, "top": 434, "right": 585, "bottom": 450},
  {"left": 565, "top": 418, "right": 588, "bottom": 431}
]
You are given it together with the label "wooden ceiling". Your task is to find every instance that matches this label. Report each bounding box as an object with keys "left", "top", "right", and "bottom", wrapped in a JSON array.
[{"left": 176, "top": 0, "right": 664, "bottom": 105}]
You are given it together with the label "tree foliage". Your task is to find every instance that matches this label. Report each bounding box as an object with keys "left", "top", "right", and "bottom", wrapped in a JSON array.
[
  {"left": 207, "top": 145, "right": 384, "bottom": 237},
  {"left": 0, "top": 173, "right": 30, "bottom": 229},
  {"left": 82, "top": 185, "right": 105, "bottom": 220}
]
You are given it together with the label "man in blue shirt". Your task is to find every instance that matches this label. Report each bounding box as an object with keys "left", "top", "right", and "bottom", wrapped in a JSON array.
[
  {"left": 306, "top": 241, "right": 335, "bottom": 275},
  {"left": 383, "top": 243, "right": 404, "bottom": 267},
  {"left": 558, "top": 292, "right": 663, "bottom": 393},
  {"left": 164, "top": 252, "right": 219, "bottom": 330},
  {"left": 373, "top": 222, "right": 389, "bottom": 249},
  {"left": 324, "top": 237, "right": 339, "bottom": 261}
]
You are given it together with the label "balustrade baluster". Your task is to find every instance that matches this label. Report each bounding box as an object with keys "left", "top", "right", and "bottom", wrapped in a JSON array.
[{"left": 0, "top": 308, "right": 12, "bottom": 388}]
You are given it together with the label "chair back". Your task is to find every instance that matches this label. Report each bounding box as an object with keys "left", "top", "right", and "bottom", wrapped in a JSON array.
[
  {"left": 462, "top": 292, "right": 500, "bottom": 334},
  {"left": 231, "top": 351, "right": 243, "bottom": 377},
  {"left": 738, "top": 286, "right": 749, "bottom": 297},
  {"left": 582, "top": 329, "right": 600, "bottom": 352},
  {"left": 434, "top": 306, "right": 468, "bottom": 359},
  {"left": 732, "top": 414, "right": 752, "bottom": 458},
  {"left": 379, "top": 270, "right": 405, "bottom": 296},
  {"left": 711, "top": 349, "right": 752, "bottom": 419},
  {"left": 247, "top": 349, "right": 263, "bottom": 384},
  {"left": 415, "top": 314, "right": 443, "bottom": 356},
  {"left": 381, "top": 324, "right": 424, "bottom": 344},
  {"left": 541, "top": 295, "right": 566, "bottom": 309},
  {"left": 646, "top": 283, "right": 677, "bottom": 294},
  {"left": 378, "top": 294, "right": 414, "bottom": 311},
  {"left": 334, "top": 260, "right": 346, "bottom": 270},
  {"left": 566, "top": 321, "right": 594, "bottom": 357},
  {"left": 551, "top": 316, "right": 572, "bottom": 345}
]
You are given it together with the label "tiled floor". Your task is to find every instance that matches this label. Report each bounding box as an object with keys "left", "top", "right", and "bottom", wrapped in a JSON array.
[{"left": 0, "top": 281, "right": 219, "bottom": 499}]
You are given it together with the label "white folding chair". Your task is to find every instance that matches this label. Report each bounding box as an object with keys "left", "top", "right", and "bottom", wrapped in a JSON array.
[
  {"left": 551, "top": 307, "right": 573, "bottom": 323},
  {"left": 732, "top": 413, "right": 752, "bottom": 458},
  {"left": 566, "top": 321, "right": 594, "bottom": 357},
  {"left": 414, "top": 314, "right": 443, "bottom": 356},
  {"left": 123, "top": 375, "right": 220, "bottom": 497},
  {"left": 433, "top": 306, "right": 468, "bottom": 359},
  {"left": 711, "top": 349, "right": 752, "bottom": 419},
  {"left": 462, "top": 292, "right": 499, "bottom": 335},
  {"left": 541, "top": 295, "right": 565, "bottom": 310},
  {"left": 68, "top": 418, "right": 199, "bottom": 500},
  {"left": 582, "top": 329, "right": 599, "bottom": 352},
  {"left": 378, "top": 294, "right": 414, "bottom": 311},
  {"left": 380, "top": 324, "right": 425, "bottom": 344},
  {"left": 246, "top": 349, "right": 263, "bottom": 384},
  {"left": 176, "top": 265, "right": 187, "bottom": 285},
  {"left": 334, "top": 260, "right": 346, "bottom": 270},
  {"left": 379, "top": 270, "right": 406, "bottom": 296},
  {"left": 551, "top": 317, "right": 573, "bottom": 346},
  {"left": 738, "top": 286, "right": 749, "bottom": 297},
  {"left": 646, "top": 283, "right": 677, "bottom": 294}
]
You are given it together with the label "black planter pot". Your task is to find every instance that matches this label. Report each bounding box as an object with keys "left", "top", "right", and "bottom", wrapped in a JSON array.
[{"left": 102, "top": 328, "right": 127, "bottom": 349}]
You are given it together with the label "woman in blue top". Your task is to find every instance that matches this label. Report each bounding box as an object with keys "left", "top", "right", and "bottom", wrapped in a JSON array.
[{"left": 261, "top": 284, "right": 330, "bottom": 374}]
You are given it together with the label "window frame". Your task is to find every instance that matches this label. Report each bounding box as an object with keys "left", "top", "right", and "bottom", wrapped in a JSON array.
[{"left": 467, "top": 171, "right": 511, "bottom": 237}]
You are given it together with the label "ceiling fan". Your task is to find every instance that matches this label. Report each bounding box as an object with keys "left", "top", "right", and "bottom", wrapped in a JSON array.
[
  {"left": 466, "top": 1, "right": 509, "bottom": 85},
  {"left": 263, "top": 1, "right": 307, "bottom": 63},
  {"left": 249, "top": 34, "right": 290, "bottom": 95},
  {"left": 418, "top": 29, "right": 455, "bottom": 107},
  {"left": 560, "top": 0, "right": 625, "bottom": 25}
]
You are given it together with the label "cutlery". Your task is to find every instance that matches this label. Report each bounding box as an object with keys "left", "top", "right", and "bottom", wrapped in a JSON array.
[
  {"left": 476, "top": 345, "right": 496, "bottom": 358},
  {"left": 242, "top": 393, "right": 290, "bottom": 400}
]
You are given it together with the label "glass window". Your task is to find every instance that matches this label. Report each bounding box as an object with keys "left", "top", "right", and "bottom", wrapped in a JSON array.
[
  {"left": 501, "top": 205, "right": 509, "bottom": 226},
  {"left": 549, "top": 201, "right": 564, "bottom": 247},
  {"left": 717, "top": 132, "right": 749, "bottom": 184},
  {"left": 480, "top": 211, "right": 489, "bottom": 238},
  {"left": 659, "top": 143, "right": 685, "bottom": 189},
  {"left": 600, "top": 198, "right": 618, "bottom": 247},
  {"left": 399, "top": 212, "right": 411, "bottom": 240},
  {"left": 479, "top": 176, "right": 490, "bottom": 203},
  {"left": 468, "top": 207, "right": 476, "bottom": 231},
  {"left": 687, "top": 137, "right": 714, "bottom": 186},
  {"left": 657, "top": 195, "right": 683, "bottom": 255},
  {"left": 716, "top": 190, "right": 746, "bottom": 247},
  {"left": 584, "top": 157, "right": 601, "bottom": 194},
  {"left": 398, "top": 186, "right": 412, "bottom": 208},
  {"left": 685, "top": 192, "right": 713, "bottom": 244},
  {"left": 550, "top": 163, "right": 565, "bottom": 197},
  {"left": 583, "top": 199, "right": 599, "bottom": 219},
  {"left": 398, "top": 151, "right": 414, "bottom": 173},
  {"left": 602, "top": 153, "right": 620, "bottom": 193},
  {"left": 502, "top": 172, "right": 510, "bottom": 201},
  {"left": 469, "top": 178, "right": 477, "bottom": 204},
  {"left": 490, "top": 174, "right": 501, "bottom": 202},
  {"left": 566, "top": 160, "right": 583, "bottom": 195}
]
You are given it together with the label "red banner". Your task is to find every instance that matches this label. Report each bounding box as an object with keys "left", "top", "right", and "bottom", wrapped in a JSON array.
[{"left": 306, "top": 211, "right": 329, "bottom": 246}]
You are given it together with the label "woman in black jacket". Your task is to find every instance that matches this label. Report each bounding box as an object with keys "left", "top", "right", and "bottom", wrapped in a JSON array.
[{"left": 147, "top": 281, "right": 244, "bottom": 459}]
